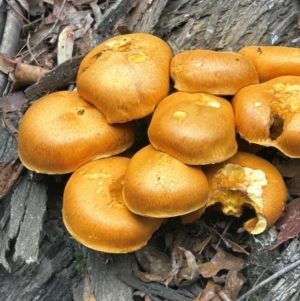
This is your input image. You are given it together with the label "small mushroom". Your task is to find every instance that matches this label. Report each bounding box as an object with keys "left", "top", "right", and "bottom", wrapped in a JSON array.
[
  {"left": 202, "top": 151, "right": 287, "bottom": 234},
  {"left": 122, "top": 145, "right": 209, "bottom": 218},
  {"left": 232, "top": 75, "right": 300, "bottom": 157},
  {"left": 238, "top": 46, "right": 300, "bottom": 82},
  {"left": 148, "top": 92, "right": 237, "bottom": 165},
  {"left": 170, "top": 49, "right": 258, "bottom": 95},
  {"left": 62, "top": 156, "right": 163, "bottom": 253},
  {"left": 18, "top": 91, "right": 135, "bottom": 174},
  {"left": 76, "top": 33, "right": 173, "bottom": 124}
]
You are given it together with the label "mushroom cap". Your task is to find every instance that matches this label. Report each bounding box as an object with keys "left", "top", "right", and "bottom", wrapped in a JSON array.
[
  {"left": 62, "top": 156, "right": 163, "bottom": 253},
  {"left": 122, "top": 145, "right": 209, "bottom": 218},
  {"left": 203, "top": 151, "right": 287, "bottom": 234},
  {"left": 18, "top": 91, "right": 135, "bottom": 174},
  {"left": 76, "top": 33, "right": 173, "bottom": 124},
  {"left": 232, "top": 75, "right": 300, "bottom": 157},
  {"left": 170, "top": 49, "right": 258, "bottom": 95},
  {"left": 238, "top": 46, "right": 300, "bottom": 82},
  {"left": 148, "top": 92, "right": 237, "bottom": 165}
]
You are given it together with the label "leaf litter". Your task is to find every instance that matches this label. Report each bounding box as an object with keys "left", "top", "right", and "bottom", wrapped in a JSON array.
[{"left": 2, "top": 2, "right": 300, "bottom": 301}]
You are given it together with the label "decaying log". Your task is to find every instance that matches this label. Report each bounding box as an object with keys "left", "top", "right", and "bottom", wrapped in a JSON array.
[
  {"left": 1, "top": 0, "right": 300, "bottom": 301},
  {"left": 0, "top": 0, "right": 23, "bottom": 96}
]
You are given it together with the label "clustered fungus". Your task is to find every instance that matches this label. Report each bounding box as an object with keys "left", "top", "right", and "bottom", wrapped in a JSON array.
[{"left": 17, "top": 34, "right": 294, "bottom": 253}]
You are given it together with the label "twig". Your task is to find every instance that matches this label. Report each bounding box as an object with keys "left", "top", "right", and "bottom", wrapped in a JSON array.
[
  {"left": 5, "top": 0, "right": 30, "bottom": 23},
  {"left": 26, "top": 0, "right": 67, "bottom": 58},
  {"left": 236, "top": 259, "right": 300, "bottom": 301}
]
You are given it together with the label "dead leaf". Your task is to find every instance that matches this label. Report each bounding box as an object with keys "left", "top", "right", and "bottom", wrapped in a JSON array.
[
  {"left": 193, "top": 235, "right": 213, "bottom": 253},
  {"left": 273, "top": 158, "right": 300, "bottom": 178},
  {"left": 135, "top": 245, "right": 172, "bottom": 277},
  {"left": 269, "top": 198, "right": 300, "bottom": 250},
  {"left": 164, "top": 246, "right": 200, "bottom": 287},
  {"left": 198, "top": 248, "right": 244, "bottom": 278},
  {"left": 223, "top": 234, "right": 249, "bottom": 255},
  {"left": 0, "top": 53, "right": 17, "bottom": 74},
  {"left": 223, "top": 270, "right": 246, "bottom": 300},
  {"left": 193, "top": 280, "right": 222, "bottom": 301},
  {"left": 285, "top": 172, "right": 300, "bottom": 197},
  {"left": 10, "top": 62, "right": 50, "bottom": 89},
  {"left": 57, "top": 25, "right": 76, "bottom": 65}
]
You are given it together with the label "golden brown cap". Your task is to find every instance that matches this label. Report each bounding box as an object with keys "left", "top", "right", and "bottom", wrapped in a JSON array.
[
  {"left": 148, "top": 92, "right": 237, "bottom": 165},
  {"left": 18, "top": 91, "right": 135, "bottom": 174},
  {"left": 232, "top": 75, "right": 300, "bottom": 158},
  {"left": 238, "top": 46, "right": 300, "bottom": 82},
  {"left": 76, "top": 33, "right": 173, "bottom": 123},
  {"left": 170, "top": 49, "right": 258, "bottom": 95},
  {"left": 62, "top": 156, "right": 163, "bottom": 253},
  {"left": 203, "top": 151, "right": 287, "bottom": 234},
  {"left": 122, "top": 145, "right": 209, "bottom": 218}
]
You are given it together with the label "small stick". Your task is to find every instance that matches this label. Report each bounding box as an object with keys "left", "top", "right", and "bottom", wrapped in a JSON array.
[{"left": 236, "top": 258, "right": 300, "bottom": 301}]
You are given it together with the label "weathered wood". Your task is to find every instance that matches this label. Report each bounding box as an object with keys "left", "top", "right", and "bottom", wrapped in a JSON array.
[
  {"left": 117, "top": 271, "right": 198, "bottom": 301},
  {"left": 0, "top": 0, "right": 300, "bottom": 301},
  {"left": 0, "top": 0, "right": 23, "bottom": 96}
]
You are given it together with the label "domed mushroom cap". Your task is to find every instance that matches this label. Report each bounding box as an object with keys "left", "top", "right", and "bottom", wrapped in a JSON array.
[
  {"left": 18, "top": 91, "right": 135, "bottom": 174},
  {"left": 170, "top": 49, "right": 258, "bottom": 95},
  {"left": 76, "top": 33, "right": 173, "bottom": 124},
  {"left": 63, "top": 156, "right": 163, "bottom": 253},
  {"left": 232, "top": 75, "right": 300, "bottom": 157},
  {"left": 123, "top": 145, "right": 209, "bottom": 218},
  {"left": 238, "top": 46, "right": 300, "bottom": 82},
  {"left": 148, "top": 92, "right": 237, "bottom": 165},
  {"left": 203, "top": 152, "right": 287, "bottom": 234}
]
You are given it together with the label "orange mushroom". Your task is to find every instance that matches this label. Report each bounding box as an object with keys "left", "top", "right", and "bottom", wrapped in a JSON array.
[
  {"left": 148, "top": 92, "right": 237, "bottom": 165},
  {"left": 63, "top": 156, "right": 163, "bottom": 253},
  {"left": 232, "top": 75, "right": 300, "bottom": 157},
  {"left": 202, "top": 152, "right": 287, "bottom": 234},
  {"left": 76, "top": 33, "right": 173, "bottom": 123},
  {"left": 123, "top": 145, "right": 209, "bottom": 218},
  {"left": 170, "top": 49, "right": 258, "bottom": 95},
  {"left": 18, "top": 91, "right": 135, "bottom": 174},
  {"left": 238, "top": 46, "right": 300, "bottom": 82}
]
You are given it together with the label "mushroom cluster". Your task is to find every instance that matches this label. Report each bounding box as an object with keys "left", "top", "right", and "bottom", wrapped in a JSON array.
[{"left": 18, "top": 35, "right": 295, "bottom": 253}]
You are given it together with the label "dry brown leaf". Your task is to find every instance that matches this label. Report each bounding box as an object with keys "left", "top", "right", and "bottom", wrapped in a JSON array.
[
  {"left": 0, "top": 53, "right": 17, "bottom": 74},
  {"left": 198, "top": 248, "right": 244, "bottom": 278},
  {"left": 193, "top": 280, "right": 222, "bottom": 301},
  {"left": 223, "top": 270, "right": 246, "bottom": 300},
  {"left": 133, "top": 269, "right": 166, "bottom": 283},
  {"left": 223, "top": 234, "right": 249, "bottom": 255},
  {"left": 286, "top": 172, "right": 300, "bottom": 197},
  {"left": 193, "top": 235, "right": 213, "bottom": 253},
  {"left": 11, "top": 62, "right": 50, "bottom": 89},
  {"left": 269, "top": 198, "right": 300, "bottom": 250},
  {"left": 57, "top": 25, "right": 76, "bottom": 65},
  {"left": 164, "top": 246, "right": 200, "bottom": 287},
  {"left": 273, "top": 158, "right": 300, "bottom": 178},
  {"left": 135, "top": 245, "right": 172, "bottom": 276}
]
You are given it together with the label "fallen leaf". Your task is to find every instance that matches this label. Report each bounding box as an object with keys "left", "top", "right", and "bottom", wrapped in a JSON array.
[
  {"left": 164, "top": 246, "right": 200, "bottom": 287},
  {"left": 223, "top": 234, "right": 249, "bottom": 255},
  {"left": 10, "top": 62, "right": 50, "bottom": 89},
  {"left": 57, "top": 25, "right": 76, "bottom": 65},
  {"left": 193, "top": 235, "right": 213, "bottom": 253},
  {"left": 285, "top": 172, "right": 300, "bottom": 197},
  {"left": 135, "top": 245, "right": 172, "bottom": 277},
  {"left": 273, "top": 158, "right": 300, "bottom": 178},
  {"left": 223, "top": 270, "right": 246, "bottom": 300},
  {"left": 198, "top": 248, "right": 244, "bottom": 278},
  {"left": 269, "top": 198, "right": 300, "bottom": 250},
  {"left": 0, "top": 53, "right": 16, "bottom": 74},
  {"left": 193, "top": 280, "right": 222, "bottom": 301}
]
